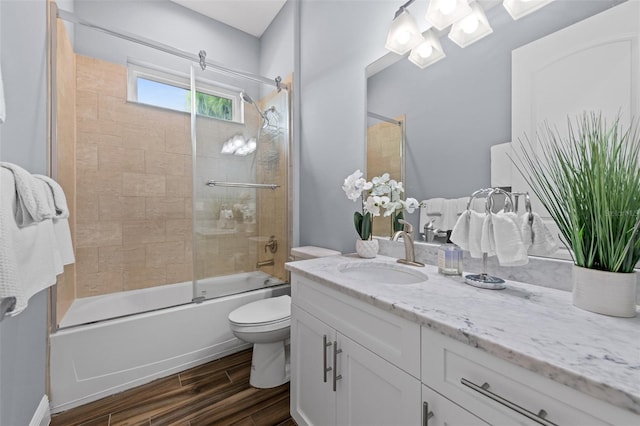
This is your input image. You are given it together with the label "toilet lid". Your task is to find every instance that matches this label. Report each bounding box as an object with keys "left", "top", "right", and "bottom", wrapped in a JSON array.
[{"left": 228, "top": 295, "right": 291, "bottom": 326}]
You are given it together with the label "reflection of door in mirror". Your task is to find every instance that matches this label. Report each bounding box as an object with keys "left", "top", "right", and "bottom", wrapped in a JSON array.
[
  {"left": 367, "top": 113, "right": 405, "bottom": 237},
  {"left": 511, "top": 0, "right": 640, "bottom": 257}
]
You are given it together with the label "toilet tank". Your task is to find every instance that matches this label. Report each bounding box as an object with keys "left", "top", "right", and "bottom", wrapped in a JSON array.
[{"left": 290, "top": 246, "right": 341, "bottom": 261}]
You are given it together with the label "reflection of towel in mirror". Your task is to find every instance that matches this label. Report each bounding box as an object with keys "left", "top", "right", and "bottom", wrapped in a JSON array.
[
  {"left": 423, "top": 198, "right": 445, "bottom": 215},
  {"left": 493, "top": 212, "right": 528, "bottom": 266},
  {"left": 521, "top": 212, "right": 559, "bottom": 256}
]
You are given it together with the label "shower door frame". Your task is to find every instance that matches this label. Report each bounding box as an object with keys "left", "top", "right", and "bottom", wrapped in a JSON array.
[{"left": 48, "top": 5, "right": 294, "bottom": 331}]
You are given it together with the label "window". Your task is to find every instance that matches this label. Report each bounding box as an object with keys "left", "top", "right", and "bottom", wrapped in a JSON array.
[{"left": 127, "top": 63, "right": 240, "bottom": 122}]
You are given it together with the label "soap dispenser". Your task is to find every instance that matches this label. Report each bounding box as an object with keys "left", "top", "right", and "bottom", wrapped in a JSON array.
[{"left": 437, "top": 241, "right": 463, "bottom": 276}]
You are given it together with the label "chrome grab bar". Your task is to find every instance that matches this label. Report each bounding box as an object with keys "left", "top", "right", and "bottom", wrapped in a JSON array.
[
  {"left": 461, "top": 378, "right": 557, "bottom": 426},
  {"left": 206, "top": 180, "right": 279, "bottom": 190},
  {"left": 0, "top": 296, "right": 17, "bottom": 322}
]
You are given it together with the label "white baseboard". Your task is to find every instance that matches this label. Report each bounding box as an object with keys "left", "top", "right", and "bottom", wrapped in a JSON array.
[{"left": 29, "top": 395, "right": 51, "bottom": 426}]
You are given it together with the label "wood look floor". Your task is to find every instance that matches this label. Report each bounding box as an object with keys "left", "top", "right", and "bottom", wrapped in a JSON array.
[{"left": 50, "top": 349, "right": 296, "bottom": 426}]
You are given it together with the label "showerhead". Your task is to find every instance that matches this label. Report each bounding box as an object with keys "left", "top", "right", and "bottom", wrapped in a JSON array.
[{"left": 240, "top": 90, "right": 268, "bottom": 124}]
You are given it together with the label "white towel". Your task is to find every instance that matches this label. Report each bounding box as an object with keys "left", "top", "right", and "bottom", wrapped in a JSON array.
[
  {"left": 450, "top": 210, "right": 470, "bottom": 250},
  {"left": 492, "top": 212, "right": 529, "bottom": 266},
  {"left": 456, "top": 197, "right": 470, "bottom": 215},
  {"left": 0, "top": 162, "right": 56, "bottom": 226},
  {"left": 521, "top": 212, "right": 559, "bottom": 256},
  {"left": 0, "top": 167, "right": 75, "bottom": 315},
  {"left": 0, "top": 65, "right": 5, "bottom": 124},
  {"left": 480, "top": 213, "right": 496, "bottom": 257},
  {"left": 423, "top": 198, "right": 445, "bottom": 215},
  {"left": 34, "top": 174, "right": 69, "bottom": 218}
]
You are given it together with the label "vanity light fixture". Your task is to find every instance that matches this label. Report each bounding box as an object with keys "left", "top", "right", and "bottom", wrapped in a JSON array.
[
  {"left": 425, "top": 0, "right": 473, "bottom": 31},
  {"left": 448, "top": 1, "right": 493, "bottom": 48},
  {"left": 408, "top": 30, "right": 446, "bottom": 69},
  {"left": 503, "top": 0, "right": 553, "bottom": 20},
  {"left": 385, "top": 1, "right": 422, "bottom": 55}
]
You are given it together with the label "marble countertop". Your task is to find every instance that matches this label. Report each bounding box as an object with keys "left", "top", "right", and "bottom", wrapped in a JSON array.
[{"left": 285, "top": 254, "right": 640, "bottom": 415}]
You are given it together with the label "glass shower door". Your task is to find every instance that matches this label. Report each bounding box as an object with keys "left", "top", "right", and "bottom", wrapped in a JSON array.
[{"left": 191, "top": 64, "right": 290, "bottom": 301}]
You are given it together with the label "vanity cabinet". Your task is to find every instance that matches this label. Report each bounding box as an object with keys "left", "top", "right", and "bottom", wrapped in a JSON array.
[
  {"left": 290, "top": 274, "right": 421, "bottom": 426},
  {"left": 421, "top": 327, "right": 638, "bottom": 426}
]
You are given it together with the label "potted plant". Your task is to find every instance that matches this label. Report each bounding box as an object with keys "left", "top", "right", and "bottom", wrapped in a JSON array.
[
  {"left": 342, "top": 170, "right": 418, "bottom": 258},
  {"left": 514, "top": 112, "right": 640, "bottom": 317}
]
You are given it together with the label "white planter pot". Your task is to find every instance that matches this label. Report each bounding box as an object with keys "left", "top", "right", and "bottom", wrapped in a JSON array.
[
  {"left": 572, "top": 265, "right": 638, "bottom": 318},
  {"left": 355, "top": 239, "right": 379, "bottom": 259}
]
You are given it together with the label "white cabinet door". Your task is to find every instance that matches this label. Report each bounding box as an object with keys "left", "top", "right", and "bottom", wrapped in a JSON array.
[
  {"left": 291, "top": 304, "right": 337, "bottom": 426},
  {"left": 336, "top": 334, "right": 421, "bottom": 426},
  {"left": 422, "top": 385, "right": 489, "bottom": 426},
  {"left": 511, "top": 0, "right": 640, "bottom": 230}
]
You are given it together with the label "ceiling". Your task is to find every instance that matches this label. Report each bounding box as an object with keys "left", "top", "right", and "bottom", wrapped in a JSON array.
[{"left": 170, "top": 0, "right": 288, "bottom": 38}]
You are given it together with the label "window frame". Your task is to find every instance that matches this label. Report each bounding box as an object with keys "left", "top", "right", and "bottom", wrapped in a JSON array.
[{"left": 126, "top": 62, "right": 242, "bottom": 122}]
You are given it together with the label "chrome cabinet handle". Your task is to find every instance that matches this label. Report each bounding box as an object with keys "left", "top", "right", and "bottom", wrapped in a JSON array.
[
  {"left": 461, "top": 378, "right": 558, "bottom": 426},
  {"left": 423, "top": 401, "right": 434, "bottom": 426},
  {"left": 333, "top": 340, "right": 342, "bottom": 392},
  {"left": 323, "top": 335, "right": 332, "bottom": 383}
]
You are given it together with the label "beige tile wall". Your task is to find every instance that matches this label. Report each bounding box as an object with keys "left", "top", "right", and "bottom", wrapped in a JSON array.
[
  {"left": 72, "top": 55, "right": 290, "bottom": 299},
  {"left": 74, "top": 55, "right": 193, "bottom": 297}
]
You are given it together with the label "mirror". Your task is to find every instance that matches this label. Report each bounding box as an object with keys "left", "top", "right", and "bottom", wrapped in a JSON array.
[
  {"left": 367, "top": 112, "right": 405, "bottom": 237},
  {"left": 365, "top": 0, "right": 620, "bottom": 247}
]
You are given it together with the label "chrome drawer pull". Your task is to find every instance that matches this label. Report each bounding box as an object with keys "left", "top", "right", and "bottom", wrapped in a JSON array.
[
  {"left": 333, "top": 341, "right": 342, "bottom": 392},
  {"left": 461, "top": 378, "right": 558, "bottom": 426},
  {"left": 323, "top": 335, "right": 332, "bottom": 383},
  {"left": 423, "top": 401, "right": 434, "bottom": 426}
]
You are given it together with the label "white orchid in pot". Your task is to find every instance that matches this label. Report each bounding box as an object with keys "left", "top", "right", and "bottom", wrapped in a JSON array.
[
  {"left": 514, "top": 112, "right": 640, "bottom": 317},
  {"left": 342, "top": 170, "right": 419, "bottom": 258}
]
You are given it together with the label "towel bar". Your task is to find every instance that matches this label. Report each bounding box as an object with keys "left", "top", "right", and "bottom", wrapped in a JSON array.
[
  {"left": 0, "top": 296, "right": 16, "bottom": 322},
  {"left": 206, "top": 181, "right": 279, "bottom": 190}
]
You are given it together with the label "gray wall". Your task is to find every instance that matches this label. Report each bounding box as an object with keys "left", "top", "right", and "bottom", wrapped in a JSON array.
[
  {"left": 260, "top": 0, "right": 295, "bottom": 81},
  {"left": 299, "top": 0, "right": 621, "bottom": 252},
  {"left": 0, "top": 0, "right": 49, "bottom": 425}
]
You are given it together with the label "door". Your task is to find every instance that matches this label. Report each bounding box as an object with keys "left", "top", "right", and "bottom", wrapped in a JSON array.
[
  {"left": 511, "top": 0, "right": 640, "bottom": 238},
  {"left": 336, "top": 334, "right": 421, "bottom": 426},
  {"left": 290, "top": 304, "right": 336, "bottom": 426}
]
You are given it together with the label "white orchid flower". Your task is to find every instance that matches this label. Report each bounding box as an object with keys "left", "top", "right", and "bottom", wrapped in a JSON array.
[
  {"left": 390, "top": 180, "right": 404, "bottom": 194},
  {"left": 343, "top": 169, "right": 370, "bottom": 201},
  {"left": 363, "top": 195, "right": 389, "bottom": 216},
  {"left": 371, "top": 173, "right": 390, "bottom": 186},
  {"left": 403, "top": 197, "right": 420, "bottom": 213},
  {"left": 383, "top": 200, "right": 403, "bottom": 217}
]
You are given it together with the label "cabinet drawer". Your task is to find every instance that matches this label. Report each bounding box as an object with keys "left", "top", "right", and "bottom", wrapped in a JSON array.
[
  {"left": 291, "top": 273, "right": 420, "bottom": 378},
  {"left": 422, "top": 328, "right": 637, "bottom": 426}
]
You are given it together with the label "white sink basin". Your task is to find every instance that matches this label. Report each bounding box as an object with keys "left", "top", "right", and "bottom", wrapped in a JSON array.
[{"left": 338, "top": 261, "right": 428, "bottom": 284}]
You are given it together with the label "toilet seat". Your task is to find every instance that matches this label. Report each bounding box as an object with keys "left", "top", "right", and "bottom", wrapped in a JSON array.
[{"left": 228, "top": 295, "right": 291, "bottom": 327}]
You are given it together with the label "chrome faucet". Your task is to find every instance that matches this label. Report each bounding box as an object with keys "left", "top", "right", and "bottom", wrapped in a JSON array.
[{"left": 392, "top": 219, "right": 425, "bottom": 267}]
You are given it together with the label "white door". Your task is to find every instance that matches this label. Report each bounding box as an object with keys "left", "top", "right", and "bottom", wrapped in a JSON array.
[
  {"left": 511, "top": 0, "right": 640, "bottom": 237},
  {"left": 422, "top": 385, "right": 490, "bottom": 426},
  {"left": 290, "top": 304, "right": 336, "bottom": 426},
  {"left": 336, "top": 334, "right": 421, "bottom": 426}
]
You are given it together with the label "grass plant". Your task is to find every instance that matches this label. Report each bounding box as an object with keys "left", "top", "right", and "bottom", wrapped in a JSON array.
[{"left": 513, "top": 112, "right": 640, "bottom": 273}]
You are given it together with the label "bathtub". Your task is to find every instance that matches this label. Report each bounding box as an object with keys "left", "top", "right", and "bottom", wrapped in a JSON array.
[{"left": 49, "top": 274, "right": 289, "bottom": 413}]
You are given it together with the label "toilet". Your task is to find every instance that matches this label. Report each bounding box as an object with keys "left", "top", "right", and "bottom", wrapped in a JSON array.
[{"left": 228, "top": 246, "right": 340, "bottom": 388}]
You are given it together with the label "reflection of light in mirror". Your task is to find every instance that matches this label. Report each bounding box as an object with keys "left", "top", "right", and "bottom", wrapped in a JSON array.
[{"left": 461, "top": 15, "right": 479, "bottom": 34}]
